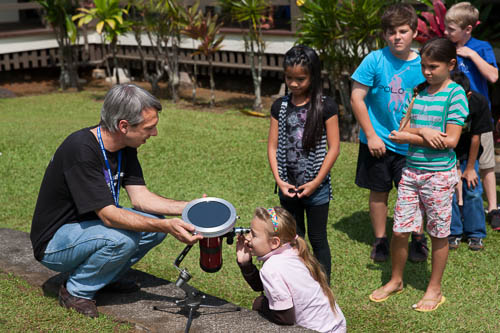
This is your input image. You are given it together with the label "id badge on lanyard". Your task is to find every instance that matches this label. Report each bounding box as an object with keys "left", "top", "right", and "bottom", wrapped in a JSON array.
[{"left": 97, "top": 126, "right": 122, "bottom": 207}]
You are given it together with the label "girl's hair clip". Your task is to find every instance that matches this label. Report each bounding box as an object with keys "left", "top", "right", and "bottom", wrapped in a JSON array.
[{"left": 267, "top": 208, "right": 279, "bottom": 232}]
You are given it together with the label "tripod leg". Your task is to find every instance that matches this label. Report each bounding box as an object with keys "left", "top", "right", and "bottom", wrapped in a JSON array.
[{"left": 184, "top": 307, "right": 194, "bottom": 333}]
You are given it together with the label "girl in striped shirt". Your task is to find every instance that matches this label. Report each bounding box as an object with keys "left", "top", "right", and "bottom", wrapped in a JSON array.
[{"left": 369, "top": 38, "right": 469, "bottom": 312}]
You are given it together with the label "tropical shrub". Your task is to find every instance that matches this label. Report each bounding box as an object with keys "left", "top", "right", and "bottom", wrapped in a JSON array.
[
  {"left": 181, "top": 1, "right": 225, "bottom": 107},
  {"left": 218, "top": 0, "right": 269, "bottom": 112},
  {"left": 73, "top": 0, "right": 130, "bottom": 84},
  {"left": 37, "top": 0, "right": 81, "bottom": 90},
  {"left": 297, "top": 0, "right": 388, "bottom": 142}
]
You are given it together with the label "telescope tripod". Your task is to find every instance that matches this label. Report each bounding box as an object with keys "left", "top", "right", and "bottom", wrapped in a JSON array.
[{"left": 153, "top": 244, "right": 240, "bottom": 333}]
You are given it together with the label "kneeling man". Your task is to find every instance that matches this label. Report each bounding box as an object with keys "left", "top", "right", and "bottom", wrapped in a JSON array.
[{"left": 31, "top": 84, "right": 203, "bottom": 317}]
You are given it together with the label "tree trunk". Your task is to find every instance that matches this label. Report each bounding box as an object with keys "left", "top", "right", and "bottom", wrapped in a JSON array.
[
  {"left": 166, "top": 41, "right": 179, "bottom": 103},
  {"left": 208, "top": 55, "right": 215, "bottom": 108},
  {"left": 56, "top": 29, "right": 80, "bottom": 91},
  {"left": 191, "top": 41, "right": 197, "bottom": 104},
  {"left": 334, "top": 73, "right": 358, "bottom": 142},
  {"left": 54, "top": 28, "right": 67, "bottom": 90},
  {"left": 101, "top": 36, "right": 112, "bottom": 80},
  {"left": 111, "top": 39, "right": 120, "bottom": 85},
  {"left": 255, "top": 35, "right": 263, "bottom": 111},
  {"left": 192, "top": 60, "right": 198, "bottom": 104},
  {"left": 249, "top": 39, "right": 262, "bottom": 111},
  {"left": 144, "top": 31, "right": 167, "bottom": 96}
]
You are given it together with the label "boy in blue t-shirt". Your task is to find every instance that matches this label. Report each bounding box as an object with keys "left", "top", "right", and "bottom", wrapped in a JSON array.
[
  {"left": 445, "top": 2, "right": 499, "bottom": 233},
  {"left": 351, "top": 3, "right": 425, "bottom": 262}
]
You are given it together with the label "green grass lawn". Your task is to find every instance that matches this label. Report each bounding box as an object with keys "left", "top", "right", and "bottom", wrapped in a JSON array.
[{"left": 1, "top": 91, "right": 499, "bottom": 332}]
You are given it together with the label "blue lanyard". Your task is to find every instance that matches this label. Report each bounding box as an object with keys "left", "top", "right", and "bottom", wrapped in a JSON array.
[{"left": 97, "top": 126, "right": 122, "bottom": 207}]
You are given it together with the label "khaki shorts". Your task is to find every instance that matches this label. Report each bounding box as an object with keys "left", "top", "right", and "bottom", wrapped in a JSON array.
[{"left": 479, "top": 131, "right": 495, "bottom": 170}]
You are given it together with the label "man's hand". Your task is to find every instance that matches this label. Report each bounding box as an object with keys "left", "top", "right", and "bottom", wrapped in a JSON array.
[
  {"left": 165, "top": 218, "right": 203, "bottom": 244},
  {"left": 367, "top": 134, "right": 386, "bottom": 158},
  {"left": 462, "top": 167, "right": 479, "bottom": 189}
]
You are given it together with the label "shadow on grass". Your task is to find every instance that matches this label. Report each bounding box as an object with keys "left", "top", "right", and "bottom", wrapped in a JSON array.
[
  {"left": 334, "top": 210, "right": 430, "bottom": 292},
  {"left": 41, "top": 268, "right": 235, "bottom": 308},
  {"left": 333, "top": 211, "right": 378, "bottom": 245}
]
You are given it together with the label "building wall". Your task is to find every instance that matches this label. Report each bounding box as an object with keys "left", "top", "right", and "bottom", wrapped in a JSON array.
[{"left": 0, "top": 0, "right": 20, "bottom": 24}]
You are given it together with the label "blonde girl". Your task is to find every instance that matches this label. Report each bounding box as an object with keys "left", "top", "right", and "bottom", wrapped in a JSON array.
[{"left": 236, "top": 207, "right": 346, "bottom": 332}]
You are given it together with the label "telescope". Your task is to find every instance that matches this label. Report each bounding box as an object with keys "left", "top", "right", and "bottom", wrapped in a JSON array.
[
  {"left": 154, "top": 197, "right": 246, "bottom": 332},
  {"left": 182, "top": 197, "right": 249, "bottom": 273}
]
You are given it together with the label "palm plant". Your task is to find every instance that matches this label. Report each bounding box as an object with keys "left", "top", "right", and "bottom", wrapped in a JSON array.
[
  {"left": 37, "top": 0, "right": 81, "bottom": 90},
  {"left": 182, "top": 2, "right": 225, "bottom": 107},
  {"left": 160, "top": 0, "right": 185, "bottom": 103},
  {"left": 297, "top": 0, "right": 386, "bottom": 141},
  {"left": 73, "top": 0, "right": 130, "bottom": 84},
  {"left": 218, "top": 0, "right": 268, "bottom": 111},
  {"left": 126, "top": 0, "right": 184, "bottom": 102},
  {"left": 128, "top": 0, "right": 165, "bottom": 95}
]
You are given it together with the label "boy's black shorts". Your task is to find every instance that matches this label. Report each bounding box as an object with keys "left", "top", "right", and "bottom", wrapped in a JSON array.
[{"left": 355, "top": 142, "right": 406, "bottom": 192}]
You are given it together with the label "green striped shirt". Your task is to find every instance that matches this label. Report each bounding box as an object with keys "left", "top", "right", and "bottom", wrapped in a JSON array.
[{"left": 405, "top": 82, "right": 469, "bottom": 171}]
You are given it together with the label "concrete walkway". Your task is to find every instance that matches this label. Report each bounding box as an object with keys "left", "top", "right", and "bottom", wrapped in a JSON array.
[{"left": 0, "top": 228, "right": 311, "bottom": 333}]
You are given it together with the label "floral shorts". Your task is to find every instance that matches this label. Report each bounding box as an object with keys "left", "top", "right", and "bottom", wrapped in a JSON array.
[{"left": 393, "top": 167, "right": 458, "bottom": 238}]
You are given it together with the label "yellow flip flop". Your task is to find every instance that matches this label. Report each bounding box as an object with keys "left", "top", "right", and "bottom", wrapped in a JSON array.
[
  {"left": 412, "top": 296, "right": 446, "bottom": 312},
  {"left": 369, "top": 288, "right": 404, "bottom": 303}
]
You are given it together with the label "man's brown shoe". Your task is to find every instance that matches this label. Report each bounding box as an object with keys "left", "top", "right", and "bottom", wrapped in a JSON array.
[{"left": 58, "top": 284, "right": 98, "bottom": 318}]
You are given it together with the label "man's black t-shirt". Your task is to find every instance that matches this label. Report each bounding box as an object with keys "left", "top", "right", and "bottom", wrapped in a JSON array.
[
  {"left": 454, "top": 91, "right": 493, "bottom": 161},
  {"left": 30, "top": 126, "right": 146, "bottom": 261}
]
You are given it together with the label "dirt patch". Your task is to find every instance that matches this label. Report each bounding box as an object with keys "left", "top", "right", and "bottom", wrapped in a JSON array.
[{"left": 0, "top": 67, "right": 277, "bottom": 113}]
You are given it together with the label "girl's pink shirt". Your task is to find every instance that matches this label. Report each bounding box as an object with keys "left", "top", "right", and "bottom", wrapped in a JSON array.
[{"left": 257, "top": 244, "right": 347, "bottom": 333}]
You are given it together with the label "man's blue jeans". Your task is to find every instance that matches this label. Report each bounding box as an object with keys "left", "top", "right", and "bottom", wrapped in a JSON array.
[
  {"left": 451, "top": 161, "right": 486, "bottom": 239},
  {"left": 40, "top": 208, "right": 166, "bottom": 300}
]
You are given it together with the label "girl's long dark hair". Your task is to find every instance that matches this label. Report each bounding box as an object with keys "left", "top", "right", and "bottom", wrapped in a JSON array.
[{"left": 283, "top": 45, "right": 324, "bottom": 151}]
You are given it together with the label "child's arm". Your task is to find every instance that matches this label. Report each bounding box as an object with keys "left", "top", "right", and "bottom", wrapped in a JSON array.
[
  {"left": 390, "top": 119, "right": 447, "bottom": 149},
  {"left": 236, "top": 236, "right": 295, "bottom": 325},
  {"left": 236, "top": 235, "right": 263, "bottom": 292},
  {"left": 457, "top": 46, "right": 499, "bottom": 83},
  {"left": 267, "top": 117, "right": 298, "bottom": 197},
  {"left": 252, "top": 295, "right": 295, "bottom": 325},
  {"left": 297, "top": 115, "right": 340, "bottom": 198},
  {"left": 390, "top": 124, "right": 462, "bottom": 149},
  {"left": 351, "top": 81, "right": 386, "bottom": 157},
  {"left": 462, "top": 134, "right": 480, "bottom": 189}
]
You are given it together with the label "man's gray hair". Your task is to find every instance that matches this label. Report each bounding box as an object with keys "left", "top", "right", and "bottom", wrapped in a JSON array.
[{"left": 100, "top": 84, "right": 162, "bottom": 132}]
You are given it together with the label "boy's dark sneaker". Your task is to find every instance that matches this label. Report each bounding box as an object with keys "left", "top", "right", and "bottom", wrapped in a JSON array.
[
  {"left": 59, "top": 284, "right": 98, "bottom": 318},
  {"left": 487, "top": 209, "right": 500, "bottom": 231},
  {"left": 408, "top": 233, "right": 428, "bottom": 262},
  {"left": 448, "top": 236, "right": 461, "bottom": 250},
  {"left": 370, "top": 237, "right": 389, "bottom": 262},
  {"left": 468, "top": 238, "right": 484, "bottom": 251}
]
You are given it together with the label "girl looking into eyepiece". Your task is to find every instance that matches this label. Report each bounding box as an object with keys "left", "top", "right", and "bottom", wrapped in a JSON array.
[{"left": 236, "top": 207, "right": 346, "bottom": 332}]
